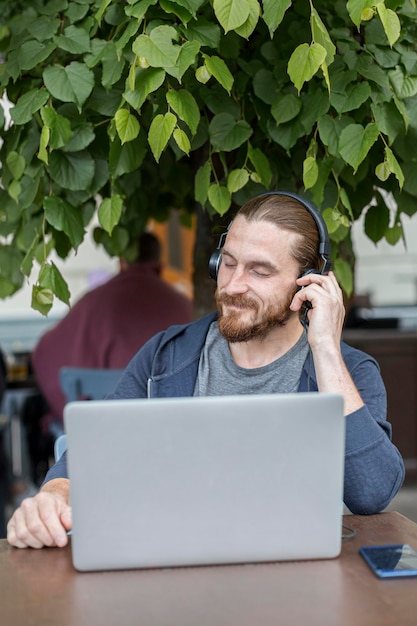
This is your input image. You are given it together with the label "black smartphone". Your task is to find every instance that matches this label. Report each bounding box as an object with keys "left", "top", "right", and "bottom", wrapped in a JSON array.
[{"left": 360, "top": 544, "right": 417, "bottom": 578}]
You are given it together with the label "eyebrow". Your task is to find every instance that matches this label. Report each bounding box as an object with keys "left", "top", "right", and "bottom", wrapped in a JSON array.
[{"left": 222, "top": 248, "right": 278, "bottom": 273}]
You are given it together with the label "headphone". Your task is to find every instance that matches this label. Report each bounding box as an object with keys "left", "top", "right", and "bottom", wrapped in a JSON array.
[{"left": 208, "top": 191, "right": 332, "bottom": 281}]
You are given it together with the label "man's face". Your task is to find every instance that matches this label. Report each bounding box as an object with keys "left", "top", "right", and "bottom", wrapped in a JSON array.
[{"left": 216, "top": 216, "right": 301, "bottom": 343}]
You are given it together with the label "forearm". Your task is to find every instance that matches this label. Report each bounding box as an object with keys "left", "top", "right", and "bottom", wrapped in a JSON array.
[
  {"left": 343, "top": 406, "right": 405, "bottom": 513},
  {"left": 311, "top": 343, "right": 364, "bottom": 415}
]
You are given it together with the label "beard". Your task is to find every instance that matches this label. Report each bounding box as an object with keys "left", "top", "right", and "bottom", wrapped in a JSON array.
[{"left": 216, "top": 290, "right": 296, "bottom": 343}]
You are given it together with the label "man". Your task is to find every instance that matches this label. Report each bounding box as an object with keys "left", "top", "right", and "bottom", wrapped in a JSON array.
[
  {"left": 30, "top": 231, "right": 193, "bottom": 433},
  {"left": 7, "top": 192, "right": 405, "bottom": 549}
]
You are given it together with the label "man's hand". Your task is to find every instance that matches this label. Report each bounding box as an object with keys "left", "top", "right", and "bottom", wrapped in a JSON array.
[
  {"left": 291, "top": 270, "right": 345, "bottom": 349},
  {"left": 7, "top": 479, "right": 71, "bottom": 549}
]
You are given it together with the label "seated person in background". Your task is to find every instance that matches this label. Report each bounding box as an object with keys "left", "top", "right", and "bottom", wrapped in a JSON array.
[
  {"left": 30, "top": 231, "right": 193, "bottom": 435},
  {"left": 7, "top": 192, "right": 405, "bottom": 549}
]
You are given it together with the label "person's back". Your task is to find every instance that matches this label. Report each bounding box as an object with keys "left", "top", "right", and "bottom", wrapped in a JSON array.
[{"left": 31, "top": 232, "right": 193, "bottom": 426}]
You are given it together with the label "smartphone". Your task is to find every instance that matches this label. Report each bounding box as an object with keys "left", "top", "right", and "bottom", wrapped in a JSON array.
[{"left": 360, "top": 544, "right": 417, "bottom": 578}]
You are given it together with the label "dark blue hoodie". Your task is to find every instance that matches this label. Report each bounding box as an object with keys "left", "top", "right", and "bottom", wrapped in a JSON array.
[{"left": 46, "top": 313, "right": 404, "bottom": 514}]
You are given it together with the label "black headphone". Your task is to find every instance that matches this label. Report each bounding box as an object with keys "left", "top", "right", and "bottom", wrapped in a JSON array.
[{"left": 208, "top": 191, "right": 332, "bottom": 281}]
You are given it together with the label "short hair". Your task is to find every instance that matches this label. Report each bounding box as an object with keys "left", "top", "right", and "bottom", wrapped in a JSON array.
[
  {"left": 236, "top": 194, "right": 322, "bottom": 275},
  {"left": 137, "top": 232, "right": 161, "bottom": 263}
]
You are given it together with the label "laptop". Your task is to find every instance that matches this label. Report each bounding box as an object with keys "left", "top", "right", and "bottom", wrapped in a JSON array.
[{"left": 64, "top": 392, "right": 345, "bottom": 571}]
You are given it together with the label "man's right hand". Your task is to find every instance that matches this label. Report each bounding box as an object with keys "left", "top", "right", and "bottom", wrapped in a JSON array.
[{"left": 7, "top": 478, "right": 72, "bottom": 549}]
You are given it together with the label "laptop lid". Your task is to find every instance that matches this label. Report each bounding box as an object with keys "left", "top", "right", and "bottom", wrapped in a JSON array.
[{"left": 64, "top": 392, "right": 345, "bottom": 571}]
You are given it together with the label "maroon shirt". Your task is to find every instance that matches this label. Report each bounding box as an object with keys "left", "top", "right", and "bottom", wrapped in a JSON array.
[{"left": 31, "top": 262, "right": 193, "bottom": 424}]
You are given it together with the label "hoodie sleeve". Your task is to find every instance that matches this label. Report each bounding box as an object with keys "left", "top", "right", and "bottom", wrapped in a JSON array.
[{"left": 341, "top": 349, "right": 405, "bottom": 514}]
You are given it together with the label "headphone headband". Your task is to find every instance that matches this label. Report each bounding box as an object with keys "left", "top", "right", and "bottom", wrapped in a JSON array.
[{"left": 208, "top": 191, "right": 332, "bottom": 280}]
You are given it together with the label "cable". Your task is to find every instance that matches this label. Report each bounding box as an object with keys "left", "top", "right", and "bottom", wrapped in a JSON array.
[{"left": 342, "top": 524, "right": 356, "bottom": 539}]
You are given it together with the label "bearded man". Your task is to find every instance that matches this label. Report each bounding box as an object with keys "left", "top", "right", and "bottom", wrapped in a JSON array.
[{"left": 8, "top": 192, "right": 404, "bottom": 549}]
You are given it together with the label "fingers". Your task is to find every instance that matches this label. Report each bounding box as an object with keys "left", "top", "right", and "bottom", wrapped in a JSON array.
[
  {"left": 292, "top": 271, "right": 343, "bottom": 310},
  {"left": 7, "top": 492, "right": 71, "bottom": 549}
]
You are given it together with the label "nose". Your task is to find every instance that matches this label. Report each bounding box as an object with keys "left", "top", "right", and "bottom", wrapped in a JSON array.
[{"left": 222, "top": 265, "right": 249, "bottom": 295}]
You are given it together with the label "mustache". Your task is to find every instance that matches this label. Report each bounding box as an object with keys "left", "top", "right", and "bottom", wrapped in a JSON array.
[{"left": 216, "top": 293, "right": 258, "bottom": 310}]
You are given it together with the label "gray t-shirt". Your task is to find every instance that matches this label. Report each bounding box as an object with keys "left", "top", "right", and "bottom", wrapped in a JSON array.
[{"left": 194, "top": 322, "right": 309, "bottom": 396}]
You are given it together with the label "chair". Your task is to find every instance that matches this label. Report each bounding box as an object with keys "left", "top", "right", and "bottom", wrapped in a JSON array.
[
  {"left": 54, "top": 367, "right": 124, "bottom": 459},
  {"left": 59, "top": 367, "right": 124, "bottom": 404},
  {"left": 54, "top": 434, "right": 67, "bottom": 462}
]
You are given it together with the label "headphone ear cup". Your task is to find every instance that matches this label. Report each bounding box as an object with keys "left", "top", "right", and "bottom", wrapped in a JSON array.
[
  {"left": 296, "top": 268, "right": 320, "bottom": 292},
  {"left": 209, "top": 230, "right": 228, "bottom": 281},
  {"left": 209, "top": 250, "right": 222, "bottom": 281}
]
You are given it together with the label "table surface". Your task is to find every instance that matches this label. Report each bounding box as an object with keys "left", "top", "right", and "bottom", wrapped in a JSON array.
[{"left": 1, "top": 512, "right": 417, "bottom": 626}]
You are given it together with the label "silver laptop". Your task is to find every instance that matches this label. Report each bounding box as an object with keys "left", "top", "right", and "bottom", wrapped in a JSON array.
[{"left": 64, "top": 392, "right": 345, "bottom": 572}]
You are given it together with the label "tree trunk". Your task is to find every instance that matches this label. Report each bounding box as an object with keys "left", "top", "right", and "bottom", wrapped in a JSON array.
[{"left": 192, "top": 205, "right": 220, "bottom": 320}]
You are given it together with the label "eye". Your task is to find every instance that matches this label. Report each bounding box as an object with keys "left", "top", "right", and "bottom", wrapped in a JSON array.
[{"left": 252, "top": 268, "right": 272, "bottom": 277}]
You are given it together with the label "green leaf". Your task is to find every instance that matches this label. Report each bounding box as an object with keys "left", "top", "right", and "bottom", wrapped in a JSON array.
[
  {"left": 43, "top": 62, "right": 95, "bottom": 109},
  {"left": 371, "top": 101, "right": 405, "bottom": 144},
  {"left": 385, "top": 223, "right": 403, "bottom": 245},
  {"left": 346, "top": 0, "right": 374, "bottom": 29},
  {"left": 114, "top": 109, "right": 140, "bottom": 144},
  {"left": 196, "top": 65, "right": 211, "bottom": 84},
  {"left": 6, "top": 151, "right": 25, "bottom": 180},
  {"left": 95, "top": 0, "right": 113, "bottom": 23},
  {"left": 213, "top": 0, "right": 250, "bottom": 33},
  {"left": 338, "top": 123, "right": 379, "bottom": 172},
  {"left": 333, "top": 258, "right": 353, "bottom": 297},
  {"left": 375, "top": 160, "right": 391, "bottom": 182},
  {"left": 310, "top": 8, "right": 336, "bottom": 64},
  {"left": 248, "top": 145, "right": 272, "bottom": 187},
  {"left": 389, "top": 67, "right": 417, "bottom": 99},
  {"left": 38, "top": 126, "right": 50, "bottom": 164},
  {"left": 253, "top": 69, "right": 279, "bottom": 105},
  {"left": 38, "top": 261, "right": 71, "bottom": 306},
  {"left": 234, "top": 0, "right": 260, "bottom": 39},
  {"left": 203, "top": 55, "right": 234, "bottom": 94},
  {"left": 262, "top": 0, "right": 291, "bottom": 37},
  {"left": 100, "top": 42, "right": 125, "bottom": 90},
  {"left": 364, "top": 201, "right": 390, "bottom": 243},
  {"left": 132, "top": 26, "right": 180, "bottom": 69},
  {"left": 287, "top": 43, "right": 327, "bottom": 93},
  {"left": 40, "top": 106, "right": 73, "bottom": 150},
  {"left": 195, "top": 161, "right": 211, "bottom": 205},
  {"left": 160, "top": 0, "right": 193, "bottom": 24},
  {"left": 109, "top": 136, "right": 147, "bottom": 177},
  {"left": 208, "top": 183, "right": 231, "bottom": 215},
  {"left": 209, "top": 112, "right": 252, "bottom": 151},
  {"left": 169, "top": 40, "right": 200, "bottom": 82},
  {"left": 54, "top": 25, "right": 91, "bottom": 54},
  {"left": 330, "top": 82, "right": 371, "bottom": 115},
  {"left": 376, "top": 4, "right": 401, "bottom": 47},
  {"left": 10, "top": 89, "right": 50, "bottom": 125},
  {"left": 31, "top": 285, "right": 54, "bottom": 316},
  {"left": 48, "top": 150, "right": 95, "bottom": 191},
  {"left": 98, "top": 194, "right": 123, "bottom": 235},
  {"left": 385, "top": 145, "right": 405, "bottom": 188},
  {"left": 167, "top": 89, "right": 200, "bottom": 135},
  {"left": 44, "top": 196, "right": 85, "bottom": 248},
  {"left": 170, "top": 0, "right": 206, "bottom": 18},
  {"left": 17, "top": 40, "right": 56, "bottom": 71},
  {"left": 303, "top": 156, "right": 319, "bottom": 190},
  {"left": 227, "top": 168, "right": 249, "bottom": 192},
  {"left": 124, "top": 67, "right": 166, "bottom": 111},
  {"left": 148, "top": 112, "right": 177, "bottom": 162},
  {"left": 20, "top": 233, "right": 40, "bottom": 278},
  {"left": 271, "top": 94, "right": 302, "bottom": 124},
  {"left": 8, "top": 179, "right": 21, "bottom": 203},
  {"left": 173, "top": 128, "right": 191, "bottom": 155}
]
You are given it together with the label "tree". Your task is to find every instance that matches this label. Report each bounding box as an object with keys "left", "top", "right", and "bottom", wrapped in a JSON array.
[{"left": 0, "top": 0, "right": 416, "bottom": 317}]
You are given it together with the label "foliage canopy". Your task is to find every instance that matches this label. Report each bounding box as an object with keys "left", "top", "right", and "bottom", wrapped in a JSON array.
[{"left": 0, "top": 0, "right": 417, "bottom": 314}]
